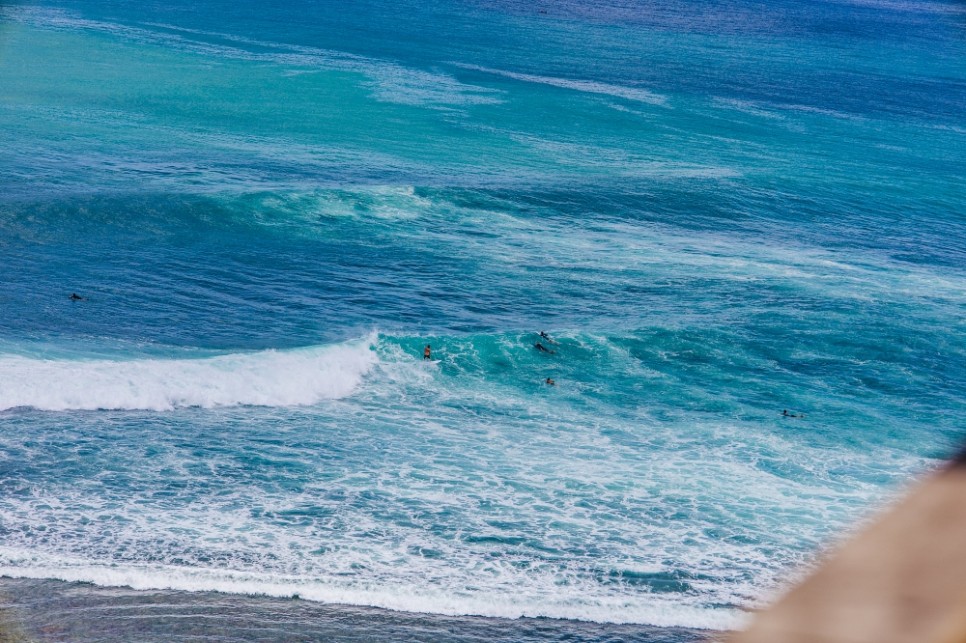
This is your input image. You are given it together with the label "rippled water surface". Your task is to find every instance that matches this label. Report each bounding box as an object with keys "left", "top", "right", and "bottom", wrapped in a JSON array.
[{"left": 0, "top": 0, "right": 964, "bottom": 638}]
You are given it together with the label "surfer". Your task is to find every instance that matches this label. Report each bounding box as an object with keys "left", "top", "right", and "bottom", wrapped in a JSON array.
[
  {"left": 545, "top": 377, "right": 555, "bottom": 386},
  {"left": 69, "top": 293, "right": 84, "bottom": 301},
  {"left": 423, "top": 344, "right": 432, "bottom": 360},
  {"left": 535, "top": 342, "right": 555, "bottom": 354},
  {"left": 538, "top": 331, "right": 557, "bottom": 344},
  {"left": 782, "top": 409, "right": 804, "bottom": 418}
]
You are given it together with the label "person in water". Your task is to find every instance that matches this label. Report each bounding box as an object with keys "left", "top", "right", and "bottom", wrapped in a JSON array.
[
  {"left": 535, "top": 342, "right": 555, "bottom": 354},
  {"left": 423, "top": 344, "right": 432, "bottom": 360},
  {"left": 69, "top": 293, "right": 84, "bottom": 300},
  {"left": 545, "top": 377, "right": 555, "bottom": 386},
  {"left": 539, "top": 331, "right": 557, "bottom": 344},
  {"left": 782, "top": 409, "right": 804, "bottom": 418}
]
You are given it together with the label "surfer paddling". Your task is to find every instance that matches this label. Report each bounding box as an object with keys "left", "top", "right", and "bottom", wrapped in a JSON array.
[{"left": 69, "top": 293, "right": 84, "bottom": 301}]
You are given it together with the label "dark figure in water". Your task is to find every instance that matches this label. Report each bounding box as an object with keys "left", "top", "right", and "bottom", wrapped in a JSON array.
[
  {"left": 69, "top": 293, "right": 84, "bottom": 301},
  {"left": 423, "top": 344, "right": 432, "bottom": 360},
  {"left": 539, "top": 331, "right": 557, "bottom": 344},
  {"left": 545, "top": 377, "right": 555, "bottom": 386},
  {"left": 782, "top": 409, "right": 804, "bottom": 418},
  {"left": 535, "top": 342, "right": 555, "bottom": 354}
]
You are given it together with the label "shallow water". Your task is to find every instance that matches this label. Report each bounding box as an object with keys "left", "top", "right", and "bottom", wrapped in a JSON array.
[{"left": 0, "top": 578, "right": 714, "bottom": 642}]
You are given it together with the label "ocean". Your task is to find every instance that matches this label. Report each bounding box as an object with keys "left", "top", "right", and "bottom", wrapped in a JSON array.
[{"left": 0, "top": 0, "right": 964, "bottom": 639}]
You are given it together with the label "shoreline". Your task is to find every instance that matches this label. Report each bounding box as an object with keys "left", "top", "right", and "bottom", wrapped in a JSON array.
[{"left": 0, "top": 577, "right": 717, "bottom": 642}]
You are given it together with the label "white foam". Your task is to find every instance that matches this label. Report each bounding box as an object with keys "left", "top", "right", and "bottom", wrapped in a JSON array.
[
  {"left": 0, "top": 553, "right": 744, "bottom": 630},
  {"left": 453, "top": 63, "right": 668, "bottom": 107},
  {"left": 0, "top": 332, "right": 929, "bottom": 632},
  {"left": 0, "top": 337, "right": 378, "bottom": 412}
]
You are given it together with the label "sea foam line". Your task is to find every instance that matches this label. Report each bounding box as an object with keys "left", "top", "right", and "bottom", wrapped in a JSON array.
[
  {"left": 0, "top": 556, "right": 745, "bottom": 631},
  {"left": 0, "top": 338, "right": 378, "bottom": 412},
  {"left": 451, "top": 63, "right": 669, "bottom": 107}
]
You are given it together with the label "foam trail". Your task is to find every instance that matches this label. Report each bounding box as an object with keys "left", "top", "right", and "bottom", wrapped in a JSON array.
[
  {"left": 0, "top": 556, "right": 744, "bottom": 630},
  {"left": 452, "top": 63, "right": 668, "bottom": 106},
  {"left": 0, "top": 338, "right": 378, "bottom": 411}
]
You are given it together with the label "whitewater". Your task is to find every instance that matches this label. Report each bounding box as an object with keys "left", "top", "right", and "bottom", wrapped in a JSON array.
[{"left": 0, "top": 0, "right": 964, "bottom": 640}]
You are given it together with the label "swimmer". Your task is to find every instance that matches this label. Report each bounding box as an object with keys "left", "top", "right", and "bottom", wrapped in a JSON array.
[
  {"left": 535, "top": 342, "right": 555, "bottom": 354},
  {"left": 782, "top": 409, "right": 804, "bottom": 418},
  {"left": 538, "top": 331, "right": 557, "bottom": 344},
  {"left": 423, "top": 344, "right": 431, "bottom": 360},
  {"left": 545, "top": 377, "right": 555, "bottom": 386},
  {"left": 69, "top": 293, "right": 84, "bottom": 301}
]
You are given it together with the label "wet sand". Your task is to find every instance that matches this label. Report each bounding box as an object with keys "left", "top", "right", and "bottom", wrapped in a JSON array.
[{"left": 0, "top": 577, "right": 717, "bottom": 642}]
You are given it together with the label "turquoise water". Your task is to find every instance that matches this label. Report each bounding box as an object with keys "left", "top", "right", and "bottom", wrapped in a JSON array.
[{"left": 0, "top": 0, "right": 964, "bottom": 638}]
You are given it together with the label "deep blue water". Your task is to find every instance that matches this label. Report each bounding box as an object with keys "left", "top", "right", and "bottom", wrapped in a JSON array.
[{"left": 0, "top": 0, "right": 964, "bottom": 639}]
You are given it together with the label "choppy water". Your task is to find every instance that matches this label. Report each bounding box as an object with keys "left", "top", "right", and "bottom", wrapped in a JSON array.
[{"left": 0, "top": 0, "right": 964, "bottom": 639}]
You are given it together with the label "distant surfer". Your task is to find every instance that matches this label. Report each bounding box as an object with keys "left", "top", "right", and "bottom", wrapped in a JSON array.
[
  {"left": 423, "top": 344, "right": 432, "bottom": 360},
  {"left": 69, "top": 293, "right": 84, "bottom": 301},
  {"left": 538, "top": 331, "right": 557, "bottom": 344},
  {"left": 535, "top": 342, "right": 555, "bottom": 354},
  {"left": 782, "top": 409, "right": 804, "bottom": 418},
  {"left": 545, "top": 377, "right": 555, "bottom": 386}
]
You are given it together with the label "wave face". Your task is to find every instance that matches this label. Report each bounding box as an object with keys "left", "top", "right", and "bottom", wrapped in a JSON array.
[{"left": 0, "top": 0, "right": 964, "bottom": 636}]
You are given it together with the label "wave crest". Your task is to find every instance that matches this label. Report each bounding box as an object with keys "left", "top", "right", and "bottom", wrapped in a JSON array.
[{"left": 0, "top": 338, "right": 378, "bottom": 412}]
